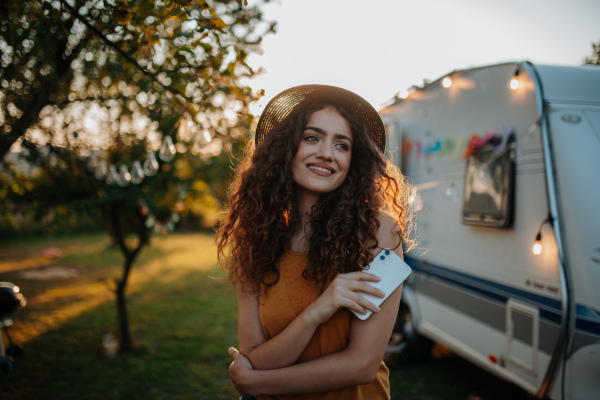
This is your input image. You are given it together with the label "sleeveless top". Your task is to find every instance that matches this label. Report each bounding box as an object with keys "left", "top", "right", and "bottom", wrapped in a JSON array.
[{"left": 256, "top": 248, "right": 391, "bottom": 400}]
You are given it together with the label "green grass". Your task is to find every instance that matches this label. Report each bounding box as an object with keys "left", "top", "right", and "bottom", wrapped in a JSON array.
[{"left": 0, "top": 232, "right": 527, "bottom": 399}]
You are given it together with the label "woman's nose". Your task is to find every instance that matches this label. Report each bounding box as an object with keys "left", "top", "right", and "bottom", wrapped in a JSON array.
[{"left": 315, "top": 142, "right": 333, "bottom": 160}]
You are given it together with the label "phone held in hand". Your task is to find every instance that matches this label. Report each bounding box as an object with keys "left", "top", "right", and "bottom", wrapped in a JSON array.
[{"left": 351, "top": 249, "right": 412, "bottom": 320}]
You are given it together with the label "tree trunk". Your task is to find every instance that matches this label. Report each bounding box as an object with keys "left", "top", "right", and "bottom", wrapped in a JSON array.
[
  {"left": 115, "top": 256, "right": 135, "bottom": 353},
  {"left": 105, "top": 202, "right": 148, "bottom": 355}
]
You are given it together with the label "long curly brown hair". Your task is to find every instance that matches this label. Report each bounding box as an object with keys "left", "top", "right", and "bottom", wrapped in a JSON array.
[{"left": 216, "top": 101, "right": 414, "bottom": 291}]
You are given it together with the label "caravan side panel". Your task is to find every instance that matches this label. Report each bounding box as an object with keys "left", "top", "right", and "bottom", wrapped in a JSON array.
[{"left": 381, "top": 63, "right": 563, "bottom": 395}]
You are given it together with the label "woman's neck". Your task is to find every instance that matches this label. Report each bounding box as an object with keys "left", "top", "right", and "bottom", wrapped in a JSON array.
[
  {"left": 296, "top": 190, "right": 319, "bottom": 221},
  {"left": 290, "top": 191, "right": 319, "bottom": 252}
]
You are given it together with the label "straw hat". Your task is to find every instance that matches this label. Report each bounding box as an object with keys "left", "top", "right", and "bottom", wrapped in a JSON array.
[{"left": 255, "top": 85, "right": 386, "bottom": 153}]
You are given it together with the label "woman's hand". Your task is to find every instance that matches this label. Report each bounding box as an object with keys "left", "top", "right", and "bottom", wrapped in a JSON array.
[
  {"left": 228, "top": 347, "right": 256, "bottom": 397},
  {"left": 305, "top": 271, "right": 385, "bottom": 325}
]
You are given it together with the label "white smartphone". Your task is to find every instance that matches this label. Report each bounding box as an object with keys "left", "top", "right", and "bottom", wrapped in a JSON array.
[{"left": 350, "top": 249, "right": 412, "bottom": 320}]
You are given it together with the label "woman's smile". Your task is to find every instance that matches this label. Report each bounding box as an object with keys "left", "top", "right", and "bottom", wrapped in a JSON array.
[{"left": 307, "top": 163, "right": 335, "bottom": 175}]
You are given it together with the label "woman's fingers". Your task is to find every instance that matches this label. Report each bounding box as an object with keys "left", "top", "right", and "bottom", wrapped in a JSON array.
[
  {"left": 340, "top": 271, "right": 381, "bottom": 282},
  {"left": 333, "top": 273, "right": 385, "bottom": 298},
  {"left": 331, "top": 284, "right": 382, "bottom": 314},
  {"left": 309, "top": 271, "right": 387, "bottom": 323},
  {"left": 229, "top": 346, "right": 240, "bottom": 359}
]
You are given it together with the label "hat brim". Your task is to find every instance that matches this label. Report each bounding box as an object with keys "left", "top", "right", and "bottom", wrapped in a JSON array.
[{"left": 255, "top": 85, "right": 386, "bottom": 153}]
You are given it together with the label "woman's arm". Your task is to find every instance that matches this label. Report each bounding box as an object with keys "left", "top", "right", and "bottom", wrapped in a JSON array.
[
  {"left": 230, "top": 213, "right": 404, "bottom": 395},
  {"left": 237, "top": 270, "right": 385, "bottom": 370},
  {"left": 230, "top": 280, "right": 402, "bottom": 396}
]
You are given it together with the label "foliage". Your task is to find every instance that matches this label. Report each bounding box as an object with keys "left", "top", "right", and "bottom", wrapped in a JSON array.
[
  {"left": 584, "top": 41, "right": 600, "bottom": 65},
  {"left": 0, "top": 0, "right": 274, "bottom": 159},
  {"left": 0, "top": 0, "right": 274, "bottom": 352},
  {"left": 0, "top": 0, "right": 272, "bottom": 235}
]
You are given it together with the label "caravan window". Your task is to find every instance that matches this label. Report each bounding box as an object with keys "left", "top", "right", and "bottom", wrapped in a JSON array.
[{"left": 462, "top": 135, "right": 515, "bottom": 228}]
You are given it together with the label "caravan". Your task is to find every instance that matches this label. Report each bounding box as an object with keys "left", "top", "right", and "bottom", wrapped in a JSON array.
[{"left": 380, "top": 62, "right": 600, "bottom": 399}]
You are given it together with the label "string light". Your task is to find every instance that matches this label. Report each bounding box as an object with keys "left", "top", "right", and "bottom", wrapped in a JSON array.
[
  {"left": 130, "top": 160, "right": 145, "bottom": 184},
  {"left": 106, "top": 164, "right": 119, "bottom": 186},
  {"left": 533, "top": 233, "right": 543, "bottom": 255},
  {"left": 532, "top": 215, "right": 553, "bottom": 255},
  {"left": 442, "top": 76, "right": 453, "bottom": 88},
  {"left": 117, "top": 165, "right": 131, "bottom": 187},
  {"left": 82, "top": 113, "right": 213, "bottom": 187},
  {"left": 158, "top": 135, "right": 176, "bottom": 162},
  {"left": 143, "top": 151, "right": 159, "bottom": 176},
  {"left": 68, "top": 111, "right": 213, "bottom": 237},
  {"left": 510, "top": 66, "right": 521, "bottom": 91}
]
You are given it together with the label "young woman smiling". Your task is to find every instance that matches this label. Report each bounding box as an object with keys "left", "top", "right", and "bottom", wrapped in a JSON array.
[{"left": 217, "top": 85, "right": 415, "bottom": 400}]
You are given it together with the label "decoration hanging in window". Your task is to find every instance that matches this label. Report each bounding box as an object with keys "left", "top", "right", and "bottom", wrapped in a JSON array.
[{"left": 462, "top": 130, "right": 516, "bottom": 228}]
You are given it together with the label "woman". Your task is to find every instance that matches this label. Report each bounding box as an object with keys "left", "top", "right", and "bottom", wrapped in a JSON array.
[{"left": 217, "top": 85, "right": 414, "bottom": 399}]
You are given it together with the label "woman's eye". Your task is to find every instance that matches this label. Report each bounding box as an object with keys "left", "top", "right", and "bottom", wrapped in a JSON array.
[
  {"left": 304, "top": 135, "right": 318, "bottom": 142},
  {"left": 335, "top": 143, "right": 349, "bottom": 151}
]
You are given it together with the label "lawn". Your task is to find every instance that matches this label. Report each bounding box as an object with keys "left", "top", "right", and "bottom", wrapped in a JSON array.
[{"left": 0, "top": 232, "right": 527, "bottom": 399}]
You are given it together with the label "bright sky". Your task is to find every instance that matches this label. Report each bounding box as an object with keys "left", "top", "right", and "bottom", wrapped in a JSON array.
[{"left": 245, "top": 0, "right": 600, "bottom": 111}]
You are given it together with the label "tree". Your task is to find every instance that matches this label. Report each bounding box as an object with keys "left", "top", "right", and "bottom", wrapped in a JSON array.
[
  {"left": 584, "top": 41, "right": 600, "bottom": 65},
  {"left": 1, "top": 0, "right": 275, "bottom": 159},
  {"left": 0, "top": 0, "right": 274, "bottom": 354}
]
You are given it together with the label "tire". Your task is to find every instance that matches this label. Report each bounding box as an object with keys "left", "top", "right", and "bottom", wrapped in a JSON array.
[
  {"left": 384, "top": 303, "right": 434, "bottom": 366},
  {"left": 0, "top": 358, "right": 14, "bottom": 375}
]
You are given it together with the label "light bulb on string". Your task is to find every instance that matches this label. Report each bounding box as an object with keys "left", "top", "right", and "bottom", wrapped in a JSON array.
[
  {"left": 105, "top": 164, "right": 119, "bottom": 186},
  {"left": 130, "top": 160, "right": 145, "bottom": 184},
  {"left": 94, "top": 159, "right": 108, "bottom": 180},
  {"left": 532, "top": 215, "right": 553, "bottom": 256},
  {"left": 397, "top": 89, "right": 409, "bottom": 99},
  {"left": 117, "top": 165, "right": 131, "bottom": 187},
  {"left": 442, "top": 76, "right": 453, "bottom": 88},
  {"left": 510, "top": 66, "right": 521, "bottom": 91},
  {"left": 159, "top": 135, "right": 176, "bottom": 162},
  {"left": 532, "top": 233, "right": 542, "bottom": 255},
  {"left": 143, "top": 151, "right": 159, "bottom": 176}
]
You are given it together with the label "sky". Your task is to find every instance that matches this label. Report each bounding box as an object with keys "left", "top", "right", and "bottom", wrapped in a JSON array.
[{"left": 245, "top": 0, "right": 600, "bottom": 111}]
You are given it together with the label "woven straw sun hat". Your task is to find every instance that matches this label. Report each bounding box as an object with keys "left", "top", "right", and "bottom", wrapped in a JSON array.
[{"left": 255, "top": 85, "right": 386, "bottom": 153}]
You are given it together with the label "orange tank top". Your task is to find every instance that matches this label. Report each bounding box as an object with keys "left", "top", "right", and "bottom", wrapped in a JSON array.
[{"left": 257, "top": 249, "right": 390, "bottom": 400}]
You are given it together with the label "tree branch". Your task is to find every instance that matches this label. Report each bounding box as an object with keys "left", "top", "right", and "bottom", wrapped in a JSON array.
[{"left": 59, "top": 0, "right": 193, "bottom": 105}]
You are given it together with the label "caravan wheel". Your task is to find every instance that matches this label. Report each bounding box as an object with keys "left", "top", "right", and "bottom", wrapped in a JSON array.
[
  {"left": 0, "top": 357, "right": 13, "bottom": 374},
  {"left": 385, "top": 304, "right": 434, "bottom": 366}
]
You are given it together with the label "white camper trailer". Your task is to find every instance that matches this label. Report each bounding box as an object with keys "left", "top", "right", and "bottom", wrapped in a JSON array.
[{"left": 380, "top": 62, "right": 600, "bottom": 400}]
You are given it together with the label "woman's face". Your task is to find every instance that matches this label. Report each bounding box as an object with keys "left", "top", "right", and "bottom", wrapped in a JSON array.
[{"left": 291, "top": 106, "right": 353, "bottom": 203}]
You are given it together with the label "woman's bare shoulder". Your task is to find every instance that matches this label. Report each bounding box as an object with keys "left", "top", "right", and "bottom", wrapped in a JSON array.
[{"left": 376, "top": 211, "right": 402, "bottom": 251}]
